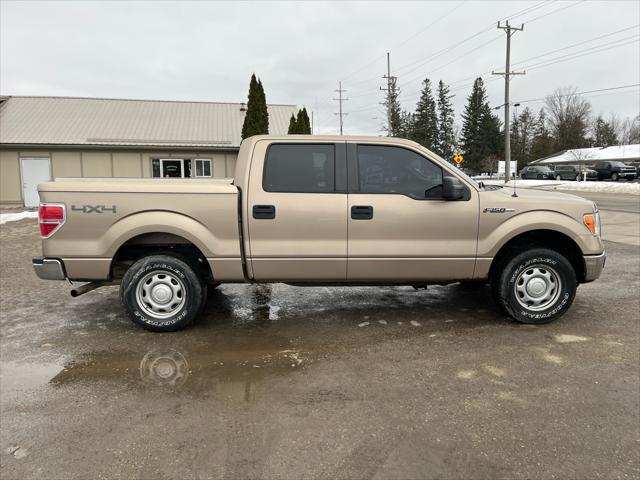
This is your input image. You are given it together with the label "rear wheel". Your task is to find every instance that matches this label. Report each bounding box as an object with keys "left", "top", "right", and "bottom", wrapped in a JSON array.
[
  {"left": 120, "top": 255, "right": 206, "bottom": 332},
  {"left": 555, "top": 175, "right": 562, "bottom": 181},
  {"left": 492, "top": 248, "right": 577, "bottom": 324},
  {"left": 575, "top": 174, "right": 581, "bottom": 181}
]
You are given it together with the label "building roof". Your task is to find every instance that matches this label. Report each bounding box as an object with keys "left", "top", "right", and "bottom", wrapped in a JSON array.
[
  {"left": 532, "top": 144, "right": 640, "bottom": 165},
  {"left": 0, "top": 96, "right": 298, "bottom": 149}
]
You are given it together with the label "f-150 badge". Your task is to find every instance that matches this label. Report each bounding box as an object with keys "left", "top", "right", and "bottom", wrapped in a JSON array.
[
  {"left": 71, "top": 205, "right": 117, "bottom": 214},
  {"left": 483, "top": 207, "right": 515, "bottom": 213}
]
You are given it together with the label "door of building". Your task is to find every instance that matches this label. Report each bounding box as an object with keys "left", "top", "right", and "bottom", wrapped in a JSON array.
[{"left": 20, "top": 158, "right": 51, "bottom": 207}]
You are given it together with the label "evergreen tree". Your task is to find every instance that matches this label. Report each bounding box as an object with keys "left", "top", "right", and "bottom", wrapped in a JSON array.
[
  {"left": 460, "top": 78, "right": 500, "bottom": 172},
  {"left": 383, "top": 77, "right": 403, "bottom": 136},
  {"left": 241, "top": 74, "right": 269, "bottom": 140},
  {"left": 298, "top": 107, "right": 311, "bottom": 134},
  {"left": 510, "top": 107, "right": 536, "bottom": 163},
  {"left": 436, "top": 80, "right": 456, "bottom": 160},
  {"left": 411, "top": 78, "right": 438, "bottom": 150},
  {"left": 287, "top": 114, "right": 297, "bottom": 134},
  {"left": 592, "top": 116, "right": 618, "bottom": 147},
  {"left": 530, "top": 108, "right": 554, "bottom": 160}
]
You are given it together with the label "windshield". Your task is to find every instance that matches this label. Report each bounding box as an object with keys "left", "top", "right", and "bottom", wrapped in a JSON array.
[{"left": 611, "top": 161, "right": 628, "bottom": 167}]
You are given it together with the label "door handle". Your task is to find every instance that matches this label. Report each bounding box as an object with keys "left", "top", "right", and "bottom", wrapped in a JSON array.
[
  {"left": 253, "top": 205, "right": 276, "bottom": 219},
  {"left": 351, "top": 205, "right": 373, "bottom": 220}
]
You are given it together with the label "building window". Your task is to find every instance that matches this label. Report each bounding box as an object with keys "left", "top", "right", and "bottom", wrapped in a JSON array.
[
  {"left": 152, "top": 158, "right": 210, "bottom": 178},
  {"left": 195, "top": 159, "right": 212, "bottom": 177}
]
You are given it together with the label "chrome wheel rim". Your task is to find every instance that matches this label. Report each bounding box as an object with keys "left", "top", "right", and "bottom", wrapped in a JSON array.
[
  {"left": 514, "top": 265, "right": 562, "bottom": 311},
  {"left": 136, "top": 270, "right": 186, "bottom": 319}
]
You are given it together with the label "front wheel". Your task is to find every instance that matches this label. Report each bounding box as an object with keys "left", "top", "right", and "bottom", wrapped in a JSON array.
[
  {"left": 492, "top": 248, "right": 577, "bottom": 324},
  {"left": 611, "top": 172, "right": 619, "bottom": 181},
  {"left": 575, "top": 174, "right": 581, "bottom": 182},
  {"left": 120, "top": 255, "right": 206, "bottom": 332},
  {"left": 556, "top": 175, "right": 562, "bottom": 181}
]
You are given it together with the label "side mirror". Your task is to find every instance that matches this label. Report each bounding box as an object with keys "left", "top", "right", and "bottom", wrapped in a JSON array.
[{"left": 442, "top": 176, "right": 466, "bottom": 201}]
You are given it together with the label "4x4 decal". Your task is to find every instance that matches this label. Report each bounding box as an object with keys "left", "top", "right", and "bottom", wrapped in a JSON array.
[{"left": 71, "top": 205, "right": 117, "bottom": 214}]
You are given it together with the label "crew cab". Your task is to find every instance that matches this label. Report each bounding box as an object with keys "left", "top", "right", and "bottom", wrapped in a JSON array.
[
  {"left": 33, "top": 136, "right": 606, "bottom": 331},
  {"left": 593, "top": 161, "right": 637, "bottom": 181}
]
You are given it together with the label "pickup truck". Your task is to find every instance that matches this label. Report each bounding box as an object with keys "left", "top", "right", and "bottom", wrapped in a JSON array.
[
  {"left": 592, "top": 161, "right": 637, "bottom": 181},
  {"left": 33, "top": 135, "right": 606, "bottom": 331}
]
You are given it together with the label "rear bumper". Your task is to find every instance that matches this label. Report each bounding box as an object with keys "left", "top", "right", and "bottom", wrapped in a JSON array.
[
  {"left": 32, "top": 257, "right": 67, "bottom": 280},
  {"left": 583, "top": 252, "right": 606, "bottom": 283}
]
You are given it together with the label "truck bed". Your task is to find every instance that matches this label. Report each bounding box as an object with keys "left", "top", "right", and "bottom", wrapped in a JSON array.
[{"left": 39, "top": 177, "right": 237, "bottom": 194}]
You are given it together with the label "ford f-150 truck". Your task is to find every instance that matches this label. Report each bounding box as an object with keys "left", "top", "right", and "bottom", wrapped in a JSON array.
[{"left": 33, "top": 135, "right": 606, "bottom": 331}]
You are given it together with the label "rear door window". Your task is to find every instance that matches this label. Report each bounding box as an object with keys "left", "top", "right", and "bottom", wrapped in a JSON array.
[{"left": 263, "top": 144, "right": 335, "bottom": 192}]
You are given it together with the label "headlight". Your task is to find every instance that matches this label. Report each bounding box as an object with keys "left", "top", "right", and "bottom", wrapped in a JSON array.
[{"left": 583, "top": 210, "right": 601, "bottom": 237}]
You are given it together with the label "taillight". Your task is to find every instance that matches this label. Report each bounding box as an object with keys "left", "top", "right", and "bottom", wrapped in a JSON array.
[{"left": 38, "top": 203, "right": 66, "bottom": 238}]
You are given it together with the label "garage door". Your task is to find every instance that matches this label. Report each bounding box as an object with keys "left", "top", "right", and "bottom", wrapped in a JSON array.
[{"left": 20, "top": 158, "right": 51, "bottom": 207}]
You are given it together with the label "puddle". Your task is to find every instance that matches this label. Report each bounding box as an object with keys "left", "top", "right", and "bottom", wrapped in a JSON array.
[
  {"left": 0, "top": 360, "right": 65, "bottom": 401},
  {"left": 50, "top": 331, "right": 309, "bottom": 396}
]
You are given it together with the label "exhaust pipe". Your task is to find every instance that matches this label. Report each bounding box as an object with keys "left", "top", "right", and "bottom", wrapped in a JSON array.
[{"left": 70, "top": 281, "right": 118, "bottom": 297}]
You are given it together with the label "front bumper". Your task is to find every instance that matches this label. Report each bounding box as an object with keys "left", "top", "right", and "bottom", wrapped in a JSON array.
[
  {"left": 32, "top": 257, "right": 67, "bottom": 280},
  {"left": 583, "top": 252, "right": 606, "bottom": 283}
]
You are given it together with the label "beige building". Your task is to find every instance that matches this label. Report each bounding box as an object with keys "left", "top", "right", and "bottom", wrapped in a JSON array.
[{"left": 0, "top": 96, "right": 297, "bottom": 206}]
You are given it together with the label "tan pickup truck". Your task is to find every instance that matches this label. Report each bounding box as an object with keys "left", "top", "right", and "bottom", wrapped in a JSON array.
[{"left": 33, "top": 135, "right": 605, "bottom": 331}]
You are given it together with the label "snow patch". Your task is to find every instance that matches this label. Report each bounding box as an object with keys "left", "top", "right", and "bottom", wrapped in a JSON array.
[
  {"left": 554, "top": 334, "right": 590, "bottom": 343},
  {"left": 482, "top": 179, "right": 640, "bottom": 195},
  {"left": 0, "top": 211, "right": 38, "bottom": 225}
]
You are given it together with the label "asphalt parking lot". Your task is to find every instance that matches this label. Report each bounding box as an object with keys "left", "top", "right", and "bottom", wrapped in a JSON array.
[{"left": 1, "top": 193, "right": 639, "bottom": 480}]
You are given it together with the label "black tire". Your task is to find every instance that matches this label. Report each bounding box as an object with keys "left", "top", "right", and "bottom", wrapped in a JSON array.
[
  {"left": 537, "top": 174, "right": 543, "bottom": 179},
  {"left": 555, "top": 175, "right": 562, "bottom": 181},
  {"left": 120, "top": 255, "right": 206, "bottom": 332},
  {"left": 575, "top": 174, "right": 581, "bottom": 182},
  {"left": 611, "top": 172, "right": 619, "bottom": 181},
  {"left": 492, "top": 248, "right": 577, "bottom": 324}
]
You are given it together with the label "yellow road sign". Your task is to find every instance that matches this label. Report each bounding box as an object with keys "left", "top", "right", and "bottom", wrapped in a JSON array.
[{"left": 453, "top": 154, "right": 464, "bottom": 165}]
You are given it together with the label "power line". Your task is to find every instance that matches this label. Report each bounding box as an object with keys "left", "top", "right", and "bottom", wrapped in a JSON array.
[
  {"left": 341, "top": 1, "right": 467, "bottom": 84},
  {"left": 514, "top": 83, "right": 640, "bottom": 105},
  {"left": 333, "top": 81, "right": 348, "bottom": 135}
]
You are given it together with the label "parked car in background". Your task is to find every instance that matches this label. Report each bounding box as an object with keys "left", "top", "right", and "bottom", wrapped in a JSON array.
[
  {"left": 520, "top": 165, "right": 555, "bottom": 180},
  {"left": 629, "top": 161, "right": 640, "bottom": 176},
  {"left": 593, "top": 161, "right": 637, "bottom": 181},
  {"left": 552, "top": 165, "right": 598, "bottom": 181}
]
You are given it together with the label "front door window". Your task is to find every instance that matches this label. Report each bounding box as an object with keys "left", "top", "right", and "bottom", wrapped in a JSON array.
[{"left": 160, "top": 159, "right": 183, "bottom": 178}]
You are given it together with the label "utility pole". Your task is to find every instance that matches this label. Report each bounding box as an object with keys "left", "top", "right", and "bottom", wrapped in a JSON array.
[
  {"left": 333, "top": 81, "right": 348, "bottom": 135},
  {"left": 380, "top": 52, "right": 396, "bottom": 137},
  {"left": 311, "top": 111, "right": 314, "bottom": 134},
  {"left": 493, "top": 21, "right": 525, "bottom": 183}
]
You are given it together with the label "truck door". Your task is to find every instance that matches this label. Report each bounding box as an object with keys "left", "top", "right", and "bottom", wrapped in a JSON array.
[
  {"left": 346, "top": 143, "right": 479, "bottom": 281},
  {"left": 247, "top": 141, "right": 348, "bottom": 281}
]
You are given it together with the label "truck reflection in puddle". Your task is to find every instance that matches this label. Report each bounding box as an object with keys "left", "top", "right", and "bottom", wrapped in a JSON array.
[{"left": 139, "top": 348, "right": 189, "bottom": 388}]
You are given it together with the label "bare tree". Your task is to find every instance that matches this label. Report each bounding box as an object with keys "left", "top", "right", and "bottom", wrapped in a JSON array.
[
  {"left": 618, "top": 115, "right": 640, "bottom": 145},
  {"left": 544, "top": 86, "right": 591, "bottom": 150}
]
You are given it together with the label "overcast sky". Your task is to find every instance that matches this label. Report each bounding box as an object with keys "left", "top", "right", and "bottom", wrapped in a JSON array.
[{"left": 1, "top": 0, "right": 639, "bottom": 135}]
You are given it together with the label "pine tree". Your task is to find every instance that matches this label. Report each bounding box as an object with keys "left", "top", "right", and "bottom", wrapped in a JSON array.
[
  {"left": 592, "top": 116, "right": 617, "bottom": 147},
  {"left": 530, "top": 108, "right": 554, "bottom": 160},
  {"left": 241, "top": 74, "right": 269, "bottom": 139},
  {"left": 461, "top": 78, "right": 500, "bottom": 172},
  {"left": 436, "top": 80, "right": 455, "bottom": 161},
  {"left": 287, "top": 114, "right": 297, "bottom": 134},
  {"left": 383, "top": 77, "right": 403, "bottom": 137},
  {"left": 299, "top": 107, "right": 311, "bottom": 134},
  {"left": 411, "top": 78, "right": 439, "bottom": 151}
]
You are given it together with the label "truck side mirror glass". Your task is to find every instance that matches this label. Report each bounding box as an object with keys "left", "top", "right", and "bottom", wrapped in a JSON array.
[{"left": 442, "top": 176, "right": 465, "bottom": 201}]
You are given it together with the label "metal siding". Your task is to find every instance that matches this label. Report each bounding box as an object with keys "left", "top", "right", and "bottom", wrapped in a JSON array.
[
  {"left": 0, "top": 96, "right": 298, "bottom": 148},
  {"left": 0, "top": 151, "right": 22, "bottom": 203}
]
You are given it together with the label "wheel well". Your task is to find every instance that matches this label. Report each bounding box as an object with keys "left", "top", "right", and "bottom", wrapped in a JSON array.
[
  {"left": 489, "top": 230, "right": 585, "bottom": 282},
  {"left": 111, "top": 232, "right": 213, "bottom": 282}
]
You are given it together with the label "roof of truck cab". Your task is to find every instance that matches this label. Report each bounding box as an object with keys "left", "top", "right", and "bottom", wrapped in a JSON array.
[{"left": 242, "top": 135, "right": 429, "bottom": 150}]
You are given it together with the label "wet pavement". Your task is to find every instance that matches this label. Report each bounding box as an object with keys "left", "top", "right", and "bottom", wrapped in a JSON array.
[{"left": 1, "top": 218, "right": 639, "bottom": 479}]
